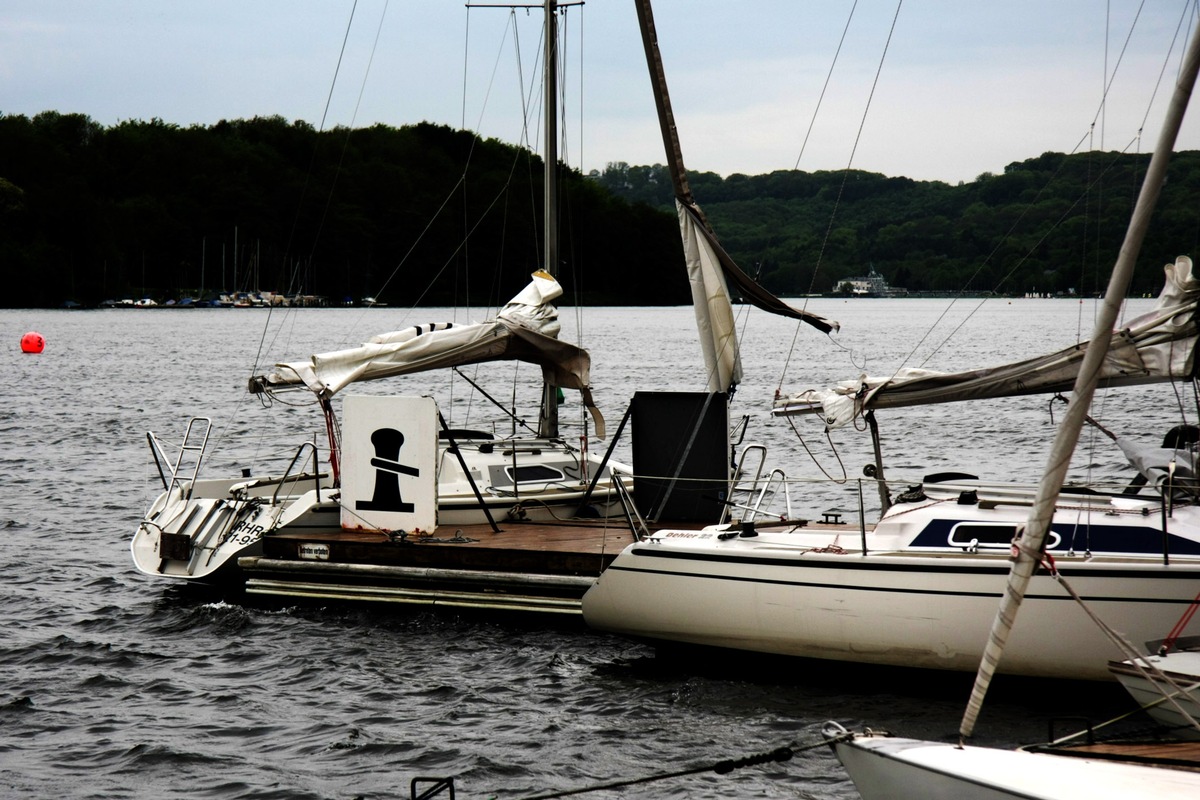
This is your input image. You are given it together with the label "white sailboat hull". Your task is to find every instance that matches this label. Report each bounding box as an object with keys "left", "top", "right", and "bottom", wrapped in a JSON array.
[
  {"left": 1110, "top": 648, "right": 1200, "bottom": 737},
  {"left": 582, "top": 486, "right": 1200, "bottom": 681},
  {"left": 833, "top": 733, "right": 1200, "bottom": 800}
]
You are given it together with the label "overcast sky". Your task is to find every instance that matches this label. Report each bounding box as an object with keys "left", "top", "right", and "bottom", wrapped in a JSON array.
[{"left": 4, "top": 1, "right": 1199, "bottom": 183}]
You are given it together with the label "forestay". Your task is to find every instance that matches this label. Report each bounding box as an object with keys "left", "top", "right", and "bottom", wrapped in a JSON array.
[
  {"left": 775, "top": 255, "right": 1200, "bottom": 428},
  {"left": 248, "top": 271, "right": 605, "bottom": 436}
]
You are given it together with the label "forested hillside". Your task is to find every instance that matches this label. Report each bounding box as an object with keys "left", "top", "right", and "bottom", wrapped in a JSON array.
[
  {"left": 2, "top": 110, "right": 1198, "bottom": 307},
  {"left": 0, "top": 112, "right": 682, "bottom": 308},
  {"left": 592, "top": 151, "right": 1200, "bottom": 297}
]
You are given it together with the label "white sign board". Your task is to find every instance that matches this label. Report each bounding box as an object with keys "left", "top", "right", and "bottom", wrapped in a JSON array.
[{"left": 340, "top": 395, "right": 438, "bottom": 533}]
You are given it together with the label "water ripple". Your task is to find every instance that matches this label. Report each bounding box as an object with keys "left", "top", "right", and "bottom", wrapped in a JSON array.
[{"left": 0, "top": 303, "right": 1172, "bottom": 799}]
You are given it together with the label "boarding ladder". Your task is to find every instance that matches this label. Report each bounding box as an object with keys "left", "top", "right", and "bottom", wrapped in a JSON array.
[
  {"left": 270, "top": 441, "right": 322, "bottom": 504},
  {"left": 726, "top": 444, "right": 793, "bottom": 523},
  {"left": 146, "top": 417, "right": 212, "bottom": 500}
]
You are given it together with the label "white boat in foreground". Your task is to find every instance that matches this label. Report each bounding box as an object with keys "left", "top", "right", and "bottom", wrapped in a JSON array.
[
  {"left": 582, "top": 263, "right": 1200, "bottom": 679},
  {"left": 830, "top": 10, "right": 1200, "bottom": 799},
  {"left": 828, "top": 726, "right": 1200, "bottom": 800},
  {"left": 581, "top": 467, "right": 1200, "bottom": 681}
]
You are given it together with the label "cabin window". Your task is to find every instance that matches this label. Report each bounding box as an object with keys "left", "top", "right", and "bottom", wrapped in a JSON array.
[
  {"left": 948, "top": 523, "right": 1062, "bottom": 551},
  {"left": 504, "top": 465, "right": 565, "bottom": 484}
]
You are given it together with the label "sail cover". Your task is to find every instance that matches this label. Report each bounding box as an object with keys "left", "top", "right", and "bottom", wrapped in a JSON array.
[
  {"left": 775, "top": 256, "right": 1200, "bottom": 428},
  {"left": 1115, "top": 436, "right": 1199, "bottom": 493},
  {"left": 250, "top": 271, "right": 606, "bottom": 436}
]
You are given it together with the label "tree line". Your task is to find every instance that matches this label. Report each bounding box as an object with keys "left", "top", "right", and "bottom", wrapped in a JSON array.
[
  {"left": 0, "top": 112, "right": 683, "bottom": 309},
  {"left": 2, "top": 111, "right": 1198, "bottom": 308},
  {"left": 591, "top": 151, "right": 1200, "bottom": 298}
]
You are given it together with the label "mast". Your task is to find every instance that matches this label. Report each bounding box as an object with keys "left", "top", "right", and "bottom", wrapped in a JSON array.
[
  {"left": 538, "top": 0, "right": 560, "bottom": 437},
  {"left": 959, "top": 15, "right": 1200, "bottom": 741},
  {"left": 633, "top": 0, "right": 837, "bottom": 394}
]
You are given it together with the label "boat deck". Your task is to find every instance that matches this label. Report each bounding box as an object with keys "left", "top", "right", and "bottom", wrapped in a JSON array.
[
  {"left": 239, "top": 517, "right": 657, "bottom": 614},
  {"left": 235, "top": 515, "right": 858, "bottom": 613},
  {"left": 266, "top": 517, "right": 644, "bottom": 574},
  {"left": 1032, "top": 739, "right": 1200, "bottom": 772}
]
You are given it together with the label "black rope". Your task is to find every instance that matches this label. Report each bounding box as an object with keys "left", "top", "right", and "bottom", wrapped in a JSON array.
[{"left": 507, "top": 734, "right": 851, "bottom": 800}]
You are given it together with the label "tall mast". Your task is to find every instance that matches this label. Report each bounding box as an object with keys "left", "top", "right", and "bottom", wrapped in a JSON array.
[
  {"left": 959, "top": 14, "right": 1200, "bottom": 741},
  {"left": 543, "top": 0, "right": 558, "bottom": 279},
  {"left": 633, "top": 0, "right": 837, "bottom": 342},
  {"left": 538, "top": 0, "right": 560, "bottom": 437}
]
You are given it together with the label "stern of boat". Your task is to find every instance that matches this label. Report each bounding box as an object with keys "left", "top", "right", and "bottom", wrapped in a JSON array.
[{"left": 133, "top": 480, "right": 341, "bottom": 583}]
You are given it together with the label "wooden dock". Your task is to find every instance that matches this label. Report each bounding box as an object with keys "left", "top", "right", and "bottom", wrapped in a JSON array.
[
  {"left": 237, "top": 518, "right": 648, "bottom": 615},
  {"left": 1032, "top": 739, "right": 1200, "bottom": 773}
]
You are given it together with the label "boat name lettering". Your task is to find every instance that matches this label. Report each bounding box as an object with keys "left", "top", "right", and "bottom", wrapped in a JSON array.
[
  {"left": 229, "top": 521, "right": 267, "bottom": 540},
  {"left": 661, "top": 531, "right": 709, "bottom": 539}
]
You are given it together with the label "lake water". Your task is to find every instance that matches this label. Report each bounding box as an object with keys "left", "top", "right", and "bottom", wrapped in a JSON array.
[{"left": 0, "top": 298, "right": 1174, "bottom": 799}]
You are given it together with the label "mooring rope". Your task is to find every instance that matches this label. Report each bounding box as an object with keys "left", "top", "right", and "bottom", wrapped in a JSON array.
[{"left": 505, "top": 733, "right": 852, "bottom": 800}]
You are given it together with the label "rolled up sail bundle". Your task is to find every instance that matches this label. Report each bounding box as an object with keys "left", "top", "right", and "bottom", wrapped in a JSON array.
[
  {"left": 248, "top": 271, "right": 606, "bottom": 437},
  {"left": 774, "top": 256, "right": 1200, "bottom": 429}
]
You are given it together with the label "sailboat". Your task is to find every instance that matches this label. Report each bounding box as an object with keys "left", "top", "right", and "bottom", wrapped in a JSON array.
[
  {"left": 1107, "top": 591, "right": 1200, "bottom": 738},
  {"left": 581, "top": 5, "right": 1200, "bottom": 682},
  {"left": 131, "top": 1, "right": 630, "bottom": 587},
  {"left": 1109, "top": 638, "right": 1200, "bottom": 738},
  {"left": 583, "top": 256, "right": 1200, "bottom": 680},
  {"left": 829, "top": 10, "right": 1200, "bottom": 800}
]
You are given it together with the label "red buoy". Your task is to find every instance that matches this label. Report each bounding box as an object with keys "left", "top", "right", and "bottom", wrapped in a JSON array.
[{"left": 20, "top": 331, "right": 45, "bottom": 354}]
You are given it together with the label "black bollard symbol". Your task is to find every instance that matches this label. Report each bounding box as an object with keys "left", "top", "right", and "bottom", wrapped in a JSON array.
[{"left": 356, "top": 427, "right": 420, "bottom": 513}]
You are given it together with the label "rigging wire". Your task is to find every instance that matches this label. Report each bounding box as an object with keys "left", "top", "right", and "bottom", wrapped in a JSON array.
[
  {"left": 793, "top": 0, "right": 858, "bottom": 172},
  {"left": 212, "top": 0, "right": 367, "bottom": 466},
  {"left": 455, "top": 7, "right": 542, "bottom": 428},
  {"left": 902, "top": 4, "right": 1170, "bottom": 373},
  {"left": 455, "top": 5, "right": 522, "bottom": 425},
  {"left": 375, "top": 12, "right": 539, "bottom": 312},
  {"left": 561, "top": 5, "right": 587, "bottom": 347},
  {"left": 1067, "top": 2, "right": 1196, "bottom": 496},
  {"left": 301, "top": 0, "right": 394, "bottom": 311},
  {"left": 1095, "top": 0, "right": 1146, "bottom": 140},
  {"left": 525, "top": 17, "right": 547, "bottom": 272},
  {"left": 779, "top": 0, "right": 903, "bottom": 390},
  {"left": 785, "top": 416, "right": 848, "bottom": 483},
  {"left": 788, "top": 0, "right": 1184, "bottom": 400},
  {"left": 554, "top": 5, "right": 597, "bottom": 439},
  {"left": 1080, "top": 0, "right": 1140, "bottom": 498},
  {"left": 914, "top": 131, "right": 1143, "bottom": 372},
  {"left": 775, "top": 4, "right": 1195, "bottom": 483},
  {"left": 252, "top": 0, "right": 367, "bottom": 372},
  {"left": 754, "top": 0, "right": 859, "bottom": 312},
  {"left": 273, "top": 0, "right": 391, "bottom": 355}
]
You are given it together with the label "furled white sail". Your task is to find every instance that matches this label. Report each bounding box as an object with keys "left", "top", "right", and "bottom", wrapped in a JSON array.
[
  {"left": 775, "top": 256, "right": 1200, "bottom": 428},
  {"left": 249, "top": 271, "right": 605, "bottom": 436},
  {"left": 679, "top": 201, "right": 743, "bottom": 393}
]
